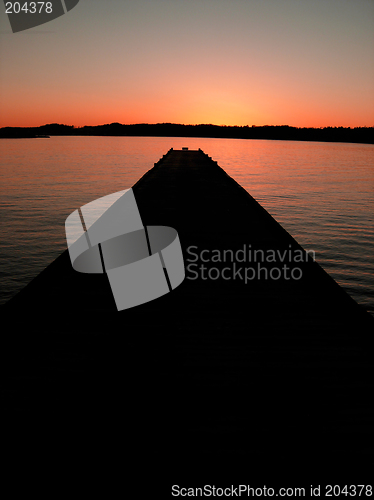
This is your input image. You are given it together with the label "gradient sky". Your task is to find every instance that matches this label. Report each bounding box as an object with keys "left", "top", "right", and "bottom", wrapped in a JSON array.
[{"left": 0, "top": 0, "right": 373, "bottom": 128}]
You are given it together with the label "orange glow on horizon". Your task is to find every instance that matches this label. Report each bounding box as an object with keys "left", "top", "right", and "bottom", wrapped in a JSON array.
[
  {"left": 1, "top": 69, "right": 372, "bottom": 129},
  {"left": 1, "top": 90, "right": 373, "bottom": 129}
]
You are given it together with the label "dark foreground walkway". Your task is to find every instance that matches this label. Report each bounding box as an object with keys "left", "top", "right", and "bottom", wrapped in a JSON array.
[{"left": 2, "top": 149, "right": 373, "bottom": 482}]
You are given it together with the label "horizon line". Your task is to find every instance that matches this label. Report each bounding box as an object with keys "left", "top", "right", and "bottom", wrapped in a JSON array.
[{"left": 1, "top": 122, "right": 373, "bottom": 130}]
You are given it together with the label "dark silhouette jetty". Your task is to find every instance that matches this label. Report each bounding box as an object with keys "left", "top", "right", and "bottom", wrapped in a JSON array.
[{"left": 2, "top": 149, "right": 374, "bottom": 480}]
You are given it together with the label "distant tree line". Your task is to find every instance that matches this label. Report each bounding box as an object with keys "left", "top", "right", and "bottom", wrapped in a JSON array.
[{"left": 0, "top": 122, "right": 373, "bottom": 144}]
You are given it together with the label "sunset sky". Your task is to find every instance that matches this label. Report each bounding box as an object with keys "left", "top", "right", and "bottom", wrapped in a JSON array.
[{"left": 0, "top": 0, "right": 373, "bottom": 128}]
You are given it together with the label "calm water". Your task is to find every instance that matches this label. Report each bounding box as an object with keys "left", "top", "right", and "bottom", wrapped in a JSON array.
[{"left": 0, "top": 136, "right": 373, "bottom": 315}]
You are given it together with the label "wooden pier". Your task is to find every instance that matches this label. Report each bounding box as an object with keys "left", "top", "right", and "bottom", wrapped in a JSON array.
[{"left": 2, "top": 149, "right": 373, "bottom": 480}]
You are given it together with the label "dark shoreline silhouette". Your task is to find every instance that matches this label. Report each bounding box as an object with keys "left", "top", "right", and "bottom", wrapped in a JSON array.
[{"left": 0, "top": 122, "right": 373, "bottom": 144}]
